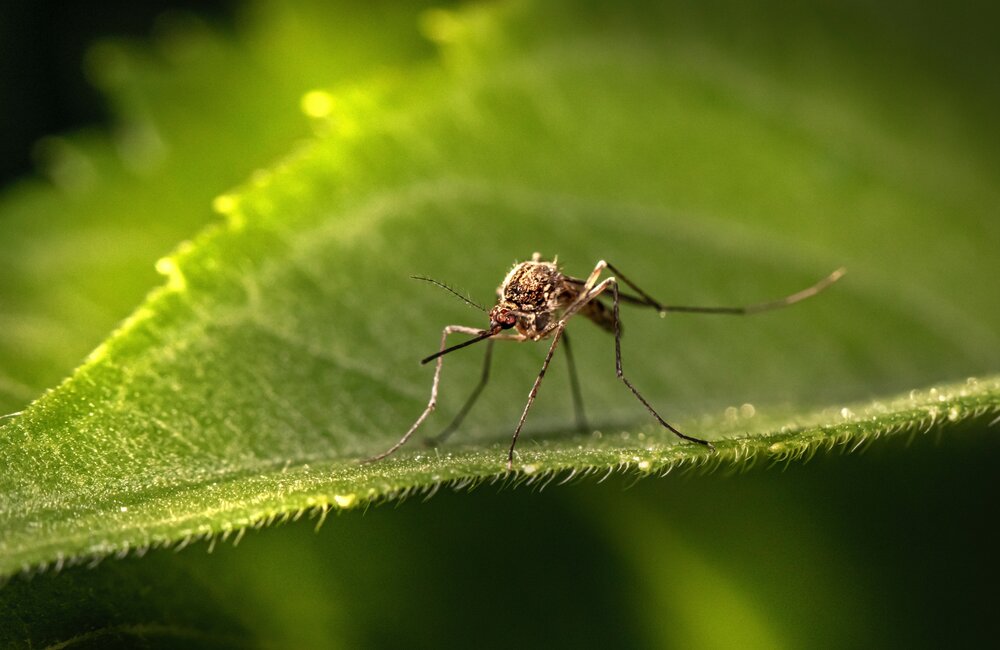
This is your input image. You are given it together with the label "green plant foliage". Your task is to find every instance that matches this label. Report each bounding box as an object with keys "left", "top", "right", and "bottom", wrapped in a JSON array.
[
  {"left": 0, "top": 3, "right": 439, "bottom": 414},
  {"left": 1, "top": 0, "right": 998, "bottom": 646}
]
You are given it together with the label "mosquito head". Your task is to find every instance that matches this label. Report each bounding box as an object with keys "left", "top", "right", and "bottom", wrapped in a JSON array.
[
  {"left": 418, "top": 303, "right": 521, "bottom": 365},
  {"left": 489, "top": 305, "right": 517, "bottom": 331}
]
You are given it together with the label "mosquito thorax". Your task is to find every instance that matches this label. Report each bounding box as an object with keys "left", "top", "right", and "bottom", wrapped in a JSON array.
[{"left": 499, "top": 260, "right": 573, "bottom": 313}]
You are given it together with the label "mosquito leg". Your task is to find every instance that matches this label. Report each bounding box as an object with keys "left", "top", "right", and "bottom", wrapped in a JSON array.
[
  {"left": 507, "top": 325, "right": 565, "bottom": 470},
  {"left": 602, "top": 262, "right": 665, "bottom": 310},
  {"left": 606, "top": 262, "right": 845, "bottom": 315},
  {"left": 426, "top": 339, "right": 495, "bottom": 447},
  {"left": 562, "top": 331, "right": 589, "bottom": 433},
  {"left": 532, "top": 259, "right": 610, "bottom": 340},
  {"left": 582, "top": 260, "right": 608, "bottom": 291},
  {"left": 362, "top": 324, "right": 482, "bottom": 463},
  {"left": 605, "top": 278, "right": 714, "bottom": 449}
]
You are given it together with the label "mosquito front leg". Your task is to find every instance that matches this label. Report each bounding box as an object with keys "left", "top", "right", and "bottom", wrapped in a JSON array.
[
  {"left": 363, "top": 324, "right": 484, "bottom": 463},
  {"left": 426, "top": 339, "right": 496, "bottom": 447},
  {"left": 507, "top": 325, "right": 566, "bottom": 470}
]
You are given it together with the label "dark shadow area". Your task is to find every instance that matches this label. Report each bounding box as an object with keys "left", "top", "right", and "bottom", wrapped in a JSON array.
[{"left": 0, "top": 0, "right": 238, "bottom": 186}]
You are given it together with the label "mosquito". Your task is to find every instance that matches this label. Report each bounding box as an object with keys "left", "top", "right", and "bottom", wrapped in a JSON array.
[{"left": 366, "top": 253, "right": 845, "bottom": 471}]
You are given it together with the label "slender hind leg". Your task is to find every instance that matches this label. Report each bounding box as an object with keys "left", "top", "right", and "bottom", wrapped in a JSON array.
[
  {"left": 605, "top": 277, "right": 713, "bottom": 448},
  {"left": 606, "top": 262, "right": 845, "bottom": 315},
  {"left": 564, "top": 272, "right": 714, "bottom": 449}
]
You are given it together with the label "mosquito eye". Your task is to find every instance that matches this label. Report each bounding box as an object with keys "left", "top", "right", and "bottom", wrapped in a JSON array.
[{"left": 499, "top": 312, "right": 517, "bottom": 329}]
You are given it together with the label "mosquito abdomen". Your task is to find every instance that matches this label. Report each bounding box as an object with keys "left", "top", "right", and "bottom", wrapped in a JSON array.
[{"left": 580, "top": 299, "right": 617, "bottom": 334}]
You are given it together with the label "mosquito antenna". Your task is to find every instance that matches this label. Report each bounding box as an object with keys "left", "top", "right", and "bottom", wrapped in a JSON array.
[
  {"left": 411, "top": 275, "right": 488, "bottom": 313},
  {"left": 421, "top": 329, "right": 497, "bottom": 365}
]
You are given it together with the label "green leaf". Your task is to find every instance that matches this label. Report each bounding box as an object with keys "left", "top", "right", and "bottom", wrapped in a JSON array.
[
  {"left": 0, "top": 2, "right": 438, "bottom": 414},
  {"left": 2, "top": 0, "right": 999, "bottom": 595}
]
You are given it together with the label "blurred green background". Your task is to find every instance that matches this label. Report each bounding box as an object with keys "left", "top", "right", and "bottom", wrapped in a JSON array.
[{"left": 1, "top": 0, "right": 998, "bottom": 647}]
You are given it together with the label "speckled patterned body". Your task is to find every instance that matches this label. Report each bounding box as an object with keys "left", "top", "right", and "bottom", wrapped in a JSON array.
[
  {"left": 496, "top": 259, "right": 574, "bottom": 338},
  {"left": 495, "top": 255, "right": 616, "bottom": 338}
]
